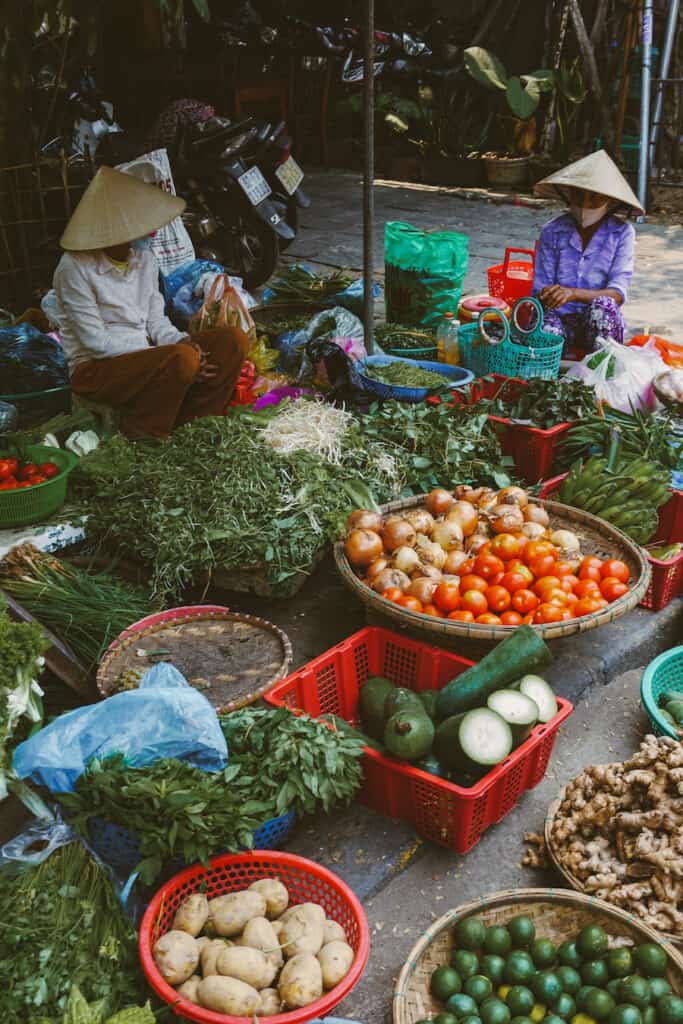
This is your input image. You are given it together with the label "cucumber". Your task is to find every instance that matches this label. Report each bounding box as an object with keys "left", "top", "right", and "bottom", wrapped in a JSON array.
[
  {"left": 434, "top": 713, "right": 468, "bottom": 771},
  {"left": 518, "top": 675, "right": 557, "bottom": 723},
  {"left": 486, "top": 690, "right": 539, "bottom": 744},
  {"left": 458, "top": 708, "right": 513, "bottom": 766},
  {"left": 436, "top": 626, "right": 553, "bottom": 721}
]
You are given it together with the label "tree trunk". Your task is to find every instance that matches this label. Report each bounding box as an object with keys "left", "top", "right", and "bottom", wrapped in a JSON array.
[{"left": 567, "top": 0, "right": 613, "bottom": 149}]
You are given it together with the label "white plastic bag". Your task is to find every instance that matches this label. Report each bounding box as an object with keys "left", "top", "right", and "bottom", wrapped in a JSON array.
[
  {"left": 565, "top": 336, "right": 668, "bottom": 413},
  {"left": 116, "top": 148, "right": 194, "bottom": 273}
]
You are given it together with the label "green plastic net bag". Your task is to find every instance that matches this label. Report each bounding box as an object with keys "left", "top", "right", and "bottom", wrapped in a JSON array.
[{"left": 384, "top": 221, "right": 469, "bottom": 327}]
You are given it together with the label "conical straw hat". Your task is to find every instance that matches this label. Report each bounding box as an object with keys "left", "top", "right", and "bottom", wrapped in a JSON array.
[
  {"left": 534, "top": 149, "right": 644, "bottom": 214},
  {"left": 60, "top": 166, "right": 186, "bottom": 250}
]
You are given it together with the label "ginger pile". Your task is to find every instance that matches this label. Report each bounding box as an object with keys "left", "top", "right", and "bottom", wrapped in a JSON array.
[{"left": 550, "top": 734, "right": 683, "bottom": 936}]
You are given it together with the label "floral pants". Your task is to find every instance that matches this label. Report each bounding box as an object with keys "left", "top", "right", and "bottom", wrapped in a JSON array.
[{"left": 543, "top": 295, "right": 626, "bottom": 351}]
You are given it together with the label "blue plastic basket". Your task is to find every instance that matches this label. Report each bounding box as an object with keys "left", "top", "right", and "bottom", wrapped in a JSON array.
[
  {"left": 457, "top": 321, "right": 563, "bottom": 380},
  {"left": 356, "top": 355, "right": 474, "bottom": 402},
  {"left": 87, "top": 808, "right": 297, "bottom": 878},
  {"left": 640, "top": 645, "right": 683, "bottom": 739}
]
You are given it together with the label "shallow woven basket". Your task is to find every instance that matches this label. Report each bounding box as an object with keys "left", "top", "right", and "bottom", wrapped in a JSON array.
[
  {"left": 96, "top": 606, "right": 292, "bottom": 711},
  {"left": 545, "top": 787, "right": 681, "bottom": 946},
  {"left": 335, "top": 495, "right": 650, "bottom": 641},
  {"left": 393, "top": 888, "right": 683, "bottom": 1024}
]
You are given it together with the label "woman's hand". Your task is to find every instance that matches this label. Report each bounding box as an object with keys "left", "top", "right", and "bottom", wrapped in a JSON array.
[
  {"left": 180, "top": 338, "right": 218, "bottom": 381},
  {"left": 540, "top": 285, "right": 575, "bottom": 309}
]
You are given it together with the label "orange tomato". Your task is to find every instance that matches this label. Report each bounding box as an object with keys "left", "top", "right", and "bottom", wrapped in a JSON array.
[
  {"left": 486, "top": 585, "right": 512, "bottom": 612},
  {"left": 522, "top": 612, "right": 535, "bottom": 625},
  {"left": 580, "top": 555, "right": 603, "bottom": 573},
  {"left": 397, "top": 594, "right": 423, "bottom": 613},
  {"left": 433, "top": 581, "right": 461, "bottom": 613},
  {"left": 422, "top": 603, "right": 443, "bottom": 617},
  {"left": 594, "top": 597, "right": 609, "bottom": 609},
  {"left": 476, "top": 613, "right": 502, "bottom": 625},
  {"left": 489, "top": 571, "right": 505, "bottom": 587},
  {"left": 534, "top": 602, "right": 564, "bottom": 624},
  {"left": 533, "top": 575, "right": 562, "bottom": 597},
  {"left": 500, "top": 610, "right": 523, "bottom": 626},
  {"left": 544, "top": 587, "right": 568, "bottom": 606},
  {"left": 560, "top": 574, "right": 580, "bottom": 593},
  {"left": 461, "top": 590, "right": 488, "bottom": 616},
  {"left": 528, "top": 553, "right": 557, "bottom": 579},
  {"left": 554, "top": 560, "right": 575, "bottom": 577},
  {"left": 490, "top": 533, "right": 521, "bottom": 561},
  {"left": 600, "top": 577, "right": 629, "bottom": 602},
  {"left": 565, "top": 591, "right": 579, "bottom": 609},
  {"left": 448, "top": 609, "right": 475, "bottom": 622},
  {"left": 507, "top": 560, "right": 534, "bottom": 585},
  {"left": 574, "top": 596, "right": 603, "bottom": 616},
  {"left": 524, "top": 540, "right": 557, "bottom": 564},
  {"left": 512, "top": 588, "right": 539, "bottom": 614},
  {"left": 460, "top": 574, "right": 488, "bottom": 594},
  {"left": 474, "top": 553, "right": 505, "bottom": 580},
  {"left": 560, "top": 608, "right": 573, "bottom": 621},
  {"left": 458, "top": 557, "right": 476, "bottom": 575},
  {"left": 383, "top": 587, "right": 403, "bottom": 602},
  {"left": 578, "top": 564, "right": 602, "bottom": 582},
  {"left": 500, "top": 571, "right": 528, "bottom": 594},
  {"left": 574, "top": 578, "right": 601, "bottom": 599},
  {"left": 601, "top": 558, "right": 629, "bottom": 583}
]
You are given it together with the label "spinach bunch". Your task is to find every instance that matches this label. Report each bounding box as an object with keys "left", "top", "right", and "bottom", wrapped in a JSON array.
[{"left": 477, "top": 377, "right": 597, "bottom": 429}]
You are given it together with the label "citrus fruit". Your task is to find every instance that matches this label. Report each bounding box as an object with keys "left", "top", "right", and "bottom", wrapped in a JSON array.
[
  {"left": 500, "top": 988, "right": 512, "bottom": 1000},
  {"left": 533, "top": 973, "right": 563, "bottom": 1004},
  {"left": 545, "top": 1016, "right": 566, "bottom": 1024},
  {"left": 447, "top": 993, "right": 480, "bottom": 1018},
  {"left": 505, "top": 952, "right": 536, "bottom": 985},
  {"left": 571, "top": 1014, "right": 598, "bottom": 1024},
  {"left": 557, "top": 968, "right": 582, "bottom": 995},
  {"left": 577, "top": 988, "right": 598, "bottom": 1011},
  {"left": 486, "top": 927, "right": 513, "bottom": 957},
  {"left": 608, "top": 1006, "right": 643, "bottom": 1024},
  {"left": 633, "top": 945, "right": 668, "bottom": 979},
  {"left": 643, "top": 1011, "right": 657, "bottom": 1024},
  {"left": 467, "top": 977, "right": 495, "bottom": 1004},
  {"left": 454, "top": 951, "right": 482, "bottom": 979},
  {"left": 559, "top": 943, "right": 583, "bottom": 969},
  {"left": 511, "top": 1018, "right": 534, "bottom": 1024},
  {"left": 619, "top": 977, "right": 652, "bottom": 1010},
  {"left": 508, "top": 916, "right": 536, "bottom": 948},
  {"left": 532, "top": 939, "right": 558, "bottom": 969},
  {"left": 577, "top": 926, "right": 609, "bottom": 960},
  {"left": 482, "top": 956, "right": 507, "bottom": 986},
  {"left": 607, "top": 982, "right": 624, "bottom": 999},
  {"left": 607, "top": 950, "right": 634, "bottom": 980},
  {"left": 462, "top": 1017, "right": 483, "bottom": 1024},
  {"left": 582, "top": 961, "right": 609, "bottom": 988},
  {"left": 457, "top": 917, "right": 487, "bottom": 951},
  {"left": 656, "top": 995, "right": 683, "bottom": 1024},
  {"left": 584, "top": 990, "right": 616, "bottom": 1020},
  {"left": 508, "top": 987, "right": 536, "bottom": 1016},
  {"left": 434, "top": 1015, "right": 459, "bottom": 1024},
  {"left": 481, "top": 997, "right": 513, "bottom": 1024},
  {"left": 554, "top": 994, "right": 578, "bottom": 1019},
  {"left": 531, "top": 1006, "right": 548, "bottom": 1022},
  {"left": 432, "top": 967, "right": 463, "bottom": 1001},
  {"left": 648, "top": 980, "right": 671, "bottom": 1001}
]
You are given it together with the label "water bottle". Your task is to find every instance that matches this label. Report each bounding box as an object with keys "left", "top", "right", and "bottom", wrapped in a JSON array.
[{"left": 437, "top": 312, "right": 460, "bottom": 365}]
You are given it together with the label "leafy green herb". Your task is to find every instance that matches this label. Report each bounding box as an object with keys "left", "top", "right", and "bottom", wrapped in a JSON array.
[
  {"left": 364, "top": 361, "right": 452, "bottom": 389},
  {"left": 560, "top": 405, "right": 682, "bottom": 472},
  {"left": 473, "top": 376, "right": 597, "bottom": 429},
  {"left": 0, "top": 598, "right": 47, "bottom": 799},
  {"left": 375, "top": 323, "right": 436, "bottom": 352},
  {"left": 267, "top": 265, "right": 355, "bottom": 302}
]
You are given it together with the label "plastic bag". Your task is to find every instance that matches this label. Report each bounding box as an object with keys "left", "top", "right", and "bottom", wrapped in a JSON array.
[
  {"left": 190, "top": 273, "right": 257, "bottom": 341},
  {"left": 13, "top": 663, "right": 228, "bottom": 793},
  {"left": 250, "top": 336, "right": 280, "bottom": 372},
  {"left": 0, "top": 323, "right": 68, "bottom": 394},
  {"left": 384, "top": 221, "right": 469, "bottom": 328},
  {"left": 278, "top": 307, "right": 365, "bottom": 378},
  {"left": 0, "top": 811, "right": 78, "bottom": 870},
  {"left": 566, "top": 336, "right": 668, "bottom": 413}
]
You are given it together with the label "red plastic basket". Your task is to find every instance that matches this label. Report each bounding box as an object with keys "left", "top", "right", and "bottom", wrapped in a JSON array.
[
  {"left": 653, "top": 489, "right": 683, "bottom": 544},
  {"left": 264, "top": 627, "right": 573, "bottom": 854},
  {"left": 487, "top": 247, "right": 536, "bottom": 306},
  {"left": 139, "top": 851, "right": 370, "bottom": 1024}
]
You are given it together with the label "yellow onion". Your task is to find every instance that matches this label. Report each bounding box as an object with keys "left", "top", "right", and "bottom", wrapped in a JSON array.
[
  {"left": 408, "top": 577, "right": 438, "bottom": 604},
  {"left": 371, "top": 568, "right": 410, "bottom": 594},
  {"left": 403, "top": 508, "right": 436, "bottom": 535},
  {"left": 346, "top": 509, "right": 384, "bottom": 534},
  {"left": 443, "top": 549, "right": 469, "bottom": 575},
  {"left": 550, "top": 529, "right": 581, "bottom": 559},
  {"left": 415, "top": 564, "right": 443, "bottom": 581},
  {"left": 393, "top": 546, "right": 421, "bottom": 575},
  {"left": 490, "top": 505, "right": 524, "bottom": 534},
  {"left": 382, "top": 518, "right": 417, "bottom": 551},
  {"left": 416, "top": 534, "right": 447, "bottom": 569},
  {"left": 454, "top": 484, "right": 476, "bottom": 502},
  {"left": 424, "top": 488, "right": 455, "bottom": 516},
  {"left": 497, "top": 485, "right": 529, "bottom": 508},
  {"left": 524, "top": 504, "right": 550, "bottom": 527},
  {"left": 345, "top": 529, "right": 384, "bottom": 568},
  {"left": 475, "top": 488, "right": 499, "bottom": 512},
  {"left": 446, "top": 501, "right": 479, "bottom": 536},
  {"left": 366, "top": 556, "right": 390, "bottom": 582},
  {"left": 521, "top": 521, "right": 547, "bottom": 541},
  {"left": 432, "top": 519, "right": 464, "bottom": 551},
  {"left": 466, "top": 532, "right": 490, "bottom": 554}
]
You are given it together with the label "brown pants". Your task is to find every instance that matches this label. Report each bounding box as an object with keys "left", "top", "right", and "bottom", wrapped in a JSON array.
[{"left": 70, "top": 327, "right": 250, "bottom": 439}]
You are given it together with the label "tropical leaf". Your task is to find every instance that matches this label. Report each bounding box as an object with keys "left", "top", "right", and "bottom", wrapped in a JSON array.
[
  {"left": 464, "top": 46, "right": 507, "bottom": 91},
  {"left": 558, "top": 60, "right": 587, "bottom": 103},
  {"left": 525, "top": 68, "right": 556, "bottom": 93},
  {"left": 506, "top": 76, "right": 541, "bottom": 119},
  {"left": 191, "top": 0, "right": 211, "bottom": 20}
]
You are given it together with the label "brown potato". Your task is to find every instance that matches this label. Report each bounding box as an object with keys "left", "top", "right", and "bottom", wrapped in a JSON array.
[
  {"left": 200, "top": 938, "right": 231, "bottom": 978},
  {"left": 279, "top": 953, "right": 323, "bottom": 1008},
  {"left": 317, "top": 940, "right": 354, "bottom": 989},
  {"left": 323, "top": 920, "right": 347, "bottom": 945},
  {"left": 177, "top": 975, "right": 201, "bottom": 1003},
  {"left": 280, "top": 907, "right": 324, "bottom": 959},
  {"left": 197, "top": 975, "right": 261, "bottom": 1016},
  {"left": 271, "top": 919, "right": 284, "bottom": 939},
  {"left": 259, "top": 988, "right": 282, "bottom": 1016},
  {"left": 239, "top": 916, "right": 283, "bottom": 969},
  {"left": 173, "top": 894, "right": 209, "bottom": 937},
  {"left": 249, "top": 878, "right": 289, "bottom": 918},
  {"left": 208, "top": 890, "right": 267, "bottom": 937},
  {"left": 152, "top": 930, "right": 199, "bottom": 986},
  {"left": 217, "top": 945, "right": 277, "bottom": 989},
  {"left": 280, "top": 902, "right": 325, "bottom": 926}
]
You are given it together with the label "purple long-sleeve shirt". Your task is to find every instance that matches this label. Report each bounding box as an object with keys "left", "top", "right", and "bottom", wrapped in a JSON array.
[{"left": 532, "top": 212, "right": 635, "bottom": 316}]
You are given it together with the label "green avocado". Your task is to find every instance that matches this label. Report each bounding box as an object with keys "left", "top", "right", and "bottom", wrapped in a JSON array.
[
  {"left": 418, "top": 689, "right": 440, "bottom": 720},
  {"left": 434, "top": 713, "right": 467, "bottom": 771},
  {"left": 384, "top": 686, "right": 425, "bottom": 721},
  {"left": 384, "top": 709, "right": 435, "bottom": 761},
  {"left": 358, "top": 676, "right": 395, "bottom": 739}
]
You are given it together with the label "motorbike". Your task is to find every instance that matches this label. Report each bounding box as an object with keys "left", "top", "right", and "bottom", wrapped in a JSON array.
[{"left": 247, "top": 118, "right": 310, "bottom": 248}]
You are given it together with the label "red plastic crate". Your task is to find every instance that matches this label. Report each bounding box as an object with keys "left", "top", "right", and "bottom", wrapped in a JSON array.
[
  {"left": 487, "top": 247, "right": 536, "bottom": 307},
  {"left": 265, "top": 627, "right": 573, "bottom": 854},
  {"left": 653, "top": 489, "right": 683, "bottom": 544}
]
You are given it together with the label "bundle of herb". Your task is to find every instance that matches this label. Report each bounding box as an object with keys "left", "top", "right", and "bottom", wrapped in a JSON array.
[
  {"left": 375, "top": 323, "right": 436, "bottom": 352},
  {"left": 0, "top": 545, "right": 156, "bottom": 670},
  {"left": 0, "top": 841, "right": 144, "bottom": 1021},
  {"left": 267, "top": 265, "right": 355, "bottom": 302},
  {"left": 0, "top": 598, "right": 47, "bottom": 799},
  {"left": 365, "top": 362, "right": 451, "bottom": 389},
  {"left": 474, "top": 377, "right": 597, "bottom": 429},
  {"left": 560, "top": 406, "right": 683, "bottom": 472},
  {"left": 57, "top": 705, "right": 364, "bottom": 884},
  {"left": 32, "top": 985, "right": 154, "bottom": 1024}
]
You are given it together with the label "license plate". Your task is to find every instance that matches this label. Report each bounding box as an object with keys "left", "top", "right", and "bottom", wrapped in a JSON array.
[
  {"left": 275, "top": 156, "right": 304, "bottom": 196},
  {"left": 238, "top": 166, "right": 271, "bottom": 206}
]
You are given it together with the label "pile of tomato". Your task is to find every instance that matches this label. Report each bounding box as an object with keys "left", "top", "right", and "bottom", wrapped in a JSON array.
[
  {"left": 0, "top": 456, "right": 60, "bottom": 490},
  {"left": 382, "top": 534, "right": 632, "bottom": 626}
]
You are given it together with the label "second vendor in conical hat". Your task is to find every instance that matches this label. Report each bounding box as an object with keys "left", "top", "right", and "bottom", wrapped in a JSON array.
[
  {"left": 52, "top": 166, "right": 248, "bottom": 439},
  {"left": 531, "top": 149, "right": 643, "bottom": 353}
]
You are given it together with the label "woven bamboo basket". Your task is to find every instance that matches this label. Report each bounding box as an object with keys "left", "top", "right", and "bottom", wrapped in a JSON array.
[
  {"left": 335, "top": 495, "right": 651, "bottom": 641},
  {"left": 393, "top": 888, "right": 683, "bottom": 1024},
  {"left": 545, "top": 788, "right": 681, "bottom": 947}
]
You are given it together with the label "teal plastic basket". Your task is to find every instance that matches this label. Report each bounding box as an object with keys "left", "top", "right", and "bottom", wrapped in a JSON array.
[
  {"left": 640, "top": 645, "right": 683, "bottom": 739},
  {"left": 458, "top": 321, "right": 563, "bottom": 380}
]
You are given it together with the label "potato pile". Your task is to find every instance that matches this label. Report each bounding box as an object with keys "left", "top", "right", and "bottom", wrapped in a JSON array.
[{"left": 152, "top": 878, "right": 355, "bottom": 1017}]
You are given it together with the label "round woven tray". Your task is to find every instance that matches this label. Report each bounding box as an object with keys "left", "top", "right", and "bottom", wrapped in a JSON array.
[
  {"left": 545, "top": 787, "right": 681, "bottom": 946},
  {"left": 335, "top": 495, "right": 651, "bottom": 641},
  {"left": 393, "top": 887, "right": 683, "bottom": 1024},
  {"left": 96, "top": 605, "right": 293, "bottom": 712}
]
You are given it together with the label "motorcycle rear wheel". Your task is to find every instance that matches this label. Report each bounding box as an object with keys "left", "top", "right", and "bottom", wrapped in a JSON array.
[{"left": 212, "top": 209, "right": 279, "bottom": 290}]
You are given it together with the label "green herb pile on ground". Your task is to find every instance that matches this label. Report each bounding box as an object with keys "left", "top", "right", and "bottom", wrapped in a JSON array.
[
  {"left": 32, "top": 984, "right": 154, "bottom": 1024},
  {"left": 0, "top": 599, "right": 47, "bottom": 799},
  {"left": 0, "top": 841, "right": 144, "bottom": 1022},
  {"left": 475, "top": 376, "right": 597, "bottom": 429},
  {"left": 57, "top": 705, "right": 364, "bottom": 885}
]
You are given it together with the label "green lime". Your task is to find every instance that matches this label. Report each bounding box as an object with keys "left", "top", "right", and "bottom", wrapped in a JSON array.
[
  {"left": 432, "top": 967, "right": 464, "bottom": 1001},
  {"left": 533, "top": 974, "right": 563, "bottom": 1005},
  {"left": 486, "top": 926, "right": 513, "bottom": 957},
  {"left": 481, "top": 998, "right": 513, "bottom": 1024},
  {"left": 532, "top": 1006, "right": 548, "bottom": 1023},
  {"left": 607, "top": 950, "right": 635, "bottom": 980},
  {"left": 571, "top": 1014, "right": 598, "bottom": 1024},
  {"left": 508, "top": 916, "right": 537, "bottom": 949},
  {"left": 447, "top": 993, "right": 479, "bottom": 1018},
  {"left": 581, "top": 962, "right": 610, "bottom": 988},
  {"left": 620, "top": 978, "right": 652, "bottom": 1010},
  {"left": 643, "top": 1010, "right": 657, "bottom": 1024},
  {"left": 584, "top": 990, "right": 616, "bottom": 1020},
  {"left": 557, "top": 968, "right": 582, "bottom": 996},
  {"left": 508, "top": 987, "right": 536, "bottom": 1017},
  {"left": 577, "top": 988, "right": 598, "bottom": 1011},
  {"left": 559, "top": 943, "right": 583, "bottom": 969},
  {"left": 633, "top": 945, "right": 668, "bottom": 979},
  {"left": 482, "top": 956, "right": 507, "bottom": 986},
  {"left": 648, "top": 980, "right": 671, "bottom": 1001},
  {"left": 505, "top": 952, "right": 537, "bottom": 986},
  {"left": 607, "top": 982, "right": 624, "bottom": 999},
  {"left": 656, "top": 996, "right": 683, "bottom": 1024},
  {"left": 512, "top": 1018, "right": 534, "bottom": 1024},
  {"left": 462, "top": 1017, "right": 483, "bottom": 1024},
  {"left": 545, "top": 1016, "right": 566, "bottom": 1024},
  {"left": 577, "top": 926, "right": 609, "bottom": 960},
  {"left": 435, "top": 1015, "right": 459, "bottom": 1024},
  {"left": 455, "top": 951, "right": 482, "bottom": 979},
  {"left": 554, "top": 995, "right": 578, "bottom": 1020},
  {"left": 457, "top": 918, "right": 487, "bottom": 951},
  {"left": 608, "top": 1006, "right": 643, "bottom": 1024},
  {"left": 532, "top": 940, "right": 558, "bottom": 969},
  {"left": 467, "top": 977, "right": 495, "bottom": 1004}
]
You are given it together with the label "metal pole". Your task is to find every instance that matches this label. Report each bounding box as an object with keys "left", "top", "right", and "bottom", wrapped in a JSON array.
[
  {"left": 363, "top": 0, "right": 375, "bottom": 353},
  {"left": 638, "top": 0, "right": 654, "bottom": 212},
  {"left": 649, "top": 0, "right": 680, "bottom": 167}
]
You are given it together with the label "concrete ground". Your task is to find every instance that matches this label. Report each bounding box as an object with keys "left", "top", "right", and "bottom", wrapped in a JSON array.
[{"left": 286, "top": 169, "right": 683, "bottom": 337}]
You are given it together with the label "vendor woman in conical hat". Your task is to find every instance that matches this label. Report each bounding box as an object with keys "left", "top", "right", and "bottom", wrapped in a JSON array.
[
  {"left": 52, "top": 166, "right": 249, "bottom": 439},
  {"left": 532, "top": 149, "right": 644, "bottom": 352}
]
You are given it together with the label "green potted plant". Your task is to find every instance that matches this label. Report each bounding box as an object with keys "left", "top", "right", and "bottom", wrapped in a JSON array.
[{"left": 464, "top": 47, "right": 554, "bottom": 188}]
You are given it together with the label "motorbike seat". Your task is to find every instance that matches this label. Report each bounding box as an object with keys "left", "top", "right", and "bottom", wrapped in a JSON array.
[{"left": 191, "top": 117, "right": 255, "bottom": 150}]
